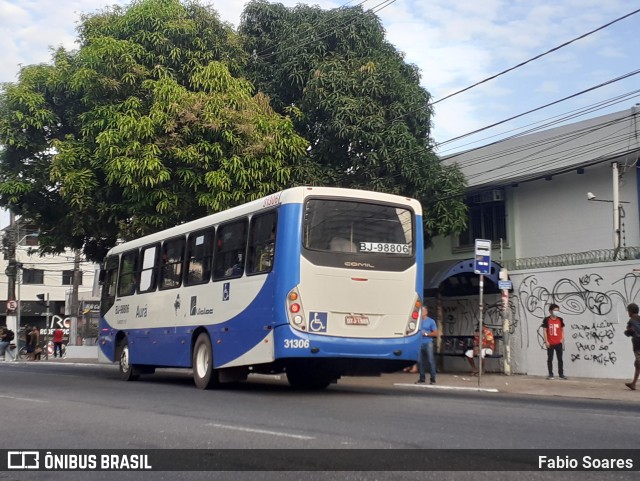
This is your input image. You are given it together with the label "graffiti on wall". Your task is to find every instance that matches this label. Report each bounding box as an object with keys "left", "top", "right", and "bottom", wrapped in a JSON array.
[
  {"left": 440, "top": 297, "right": 518, "bottom": 336},
  {"left": 517, "top": 272, "right": 640, "bottom": 369}
]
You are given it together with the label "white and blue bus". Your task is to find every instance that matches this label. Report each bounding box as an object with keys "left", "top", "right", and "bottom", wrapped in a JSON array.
[{"left": 98, "top": 186, "right": 424, "bottom": 389}]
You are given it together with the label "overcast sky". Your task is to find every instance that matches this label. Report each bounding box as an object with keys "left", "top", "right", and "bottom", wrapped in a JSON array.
[{"left": 1, "top": 0, "right": 639, "bottom": 227}]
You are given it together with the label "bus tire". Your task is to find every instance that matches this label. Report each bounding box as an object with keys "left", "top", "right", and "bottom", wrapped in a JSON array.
[
  {"left": 193, "top": 333, "right": 219, "bottom": 390},
  {"left": 119, "top": 338, "right": 140, "bottom": 382},
  {"left": 286, "top": 367, "right": 333, "bottom": 390}
]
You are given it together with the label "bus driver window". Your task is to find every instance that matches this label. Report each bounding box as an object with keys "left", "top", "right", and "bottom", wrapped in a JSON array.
[{"left": 258, "top": 229, "right": 275, "bottom": 271}]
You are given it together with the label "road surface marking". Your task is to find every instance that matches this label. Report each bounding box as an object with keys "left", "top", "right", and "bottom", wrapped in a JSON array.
[
  {"left": 206, "top": 423, "right": 314, "bottom": 440},
  {"left": 0, "top": 394, "right": 49, "bottom": 403}
]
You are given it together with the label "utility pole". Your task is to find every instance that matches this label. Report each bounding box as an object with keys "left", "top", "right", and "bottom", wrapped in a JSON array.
[
  {"left": 4, "top": 212, "right": 17, "bottom": 300},
  {"left": 37, "top": 293, "right": 51, "bottom": 359},
  {"left": 69, "top": 250, "right": 81, "bottom": 345},
  {"left": 3, "top": 213, "right": 19, "bottom": 349}
]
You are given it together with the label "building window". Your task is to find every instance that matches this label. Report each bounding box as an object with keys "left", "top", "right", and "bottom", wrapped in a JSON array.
[
  {"left": 457, "top": 194, "right": 506, "bottom": 248},
  {"left": 62, "top": 270, "right": 83, "bottom": 286},
  {"left": 23, "top": 269, "right": 44, "bottom": 285}
]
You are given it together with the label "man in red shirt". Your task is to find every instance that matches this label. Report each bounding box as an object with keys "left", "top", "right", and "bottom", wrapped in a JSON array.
[
  {"left": 542, "top": 303, "right": 567, "bottom": 380},
  {"left": 52, "top": 328, "right": 65, "bottom": 359}
]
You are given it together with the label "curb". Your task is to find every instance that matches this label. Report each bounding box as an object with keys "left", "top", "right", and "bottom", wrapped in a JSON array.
[{"left": 394, "top": 382, "right": 499, "bottom": 393}]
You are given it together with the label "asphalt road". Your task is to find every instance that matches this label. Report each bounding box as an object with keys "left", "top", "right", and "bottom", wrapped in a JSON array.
[{"left": 1, "top": 362, "right": 639, "bottom": 481}]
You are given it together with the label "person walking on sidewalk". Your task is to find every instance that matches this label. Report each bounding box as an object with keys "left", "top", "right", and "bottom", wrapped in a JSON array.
[
  {"left": 415, "top": 305, "right": 438, "bottom": 385},
  {"left": 542, "top": 303, "right": 567, "bottom": 380},
  {"left": 623, "top": 302, "right": 640, "bottom": 391}
]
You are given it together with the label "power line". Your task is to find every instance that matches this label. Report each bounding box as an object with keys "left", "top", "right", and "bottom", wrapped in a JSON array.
[
  {"left": 252, "top": 0, "right": 374, "bottom": 58},
  {"left": 465, "top": 124, "right": 638, "bottom": 184},
  {"left": 451, "top": 112, "right": 636, "bottom": 169},
  {"left": 257, "top": 0, "right": 396, "bottom": 61},
  {"left": 437, "top": 69, "right": 640, "bottom": 147},
  {"left": 381, "top": 74, "right": 640, "bottom": 180},
  {"left": 395, "top": 7, "right": 640, "bottom": 122},
  {"left": 437, "top": 90, "right": 640, "bottom": 156}
]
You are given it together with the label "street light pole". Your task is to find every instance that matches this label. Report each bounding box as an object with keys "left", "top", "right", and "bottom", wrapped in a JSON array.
[
  {"left": 612, "top": 162, "right": 620, "bottom": 249},
  {"left": 14, "top": 265, "right": 21, "bottom": 362}
]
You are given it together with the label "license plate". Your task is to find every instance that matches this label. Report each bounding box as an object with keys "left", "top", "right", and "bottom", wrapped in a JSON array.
[{"left": 345, "top": 315, "right": 369, "bottom": 325}]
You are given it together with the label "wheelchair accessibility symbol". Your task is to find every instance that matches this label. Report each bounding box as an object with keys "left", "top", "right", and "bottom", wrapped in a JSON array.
[{"left": 309, "top": 312, "right": 327, "bottom": 333}]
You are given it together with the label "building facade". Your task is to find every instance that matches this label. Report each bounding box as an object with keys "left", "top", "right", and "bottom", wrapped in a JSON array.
[
  {"left": 0, "top": 223, "right": 99, "bottom": 348},
  {"left": 426, "top": 106, "right": 640, "bottom": 379}
]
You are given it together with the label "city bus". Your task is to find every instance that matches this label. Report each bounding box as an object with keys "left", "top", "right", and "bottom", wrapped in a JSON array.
[{"left": 97, "top": 186, "right": 424, "bottom": 389}]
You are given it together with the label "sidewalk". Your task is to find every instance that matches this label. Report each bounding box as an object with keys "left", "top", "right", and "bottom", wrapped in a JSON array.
[
  {"left": 8, "top": 357, "right": 639, "bottom": 402},
  {"left": 346, "top": 370, "right": 640, "bottom": 402}
]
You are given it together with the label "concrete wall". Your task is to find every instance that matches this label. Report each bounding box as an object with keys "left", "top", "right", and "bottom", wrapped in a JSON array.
[
  {"left": 433, "top": 261, "right": 640, "bottom": 379},
  {"left": 509, "top": 261, "right": 639, "bottom": 379}
]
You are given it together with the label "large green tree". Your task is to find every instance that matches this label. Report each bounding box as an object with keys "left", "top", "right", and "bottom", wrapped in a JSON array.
[
  {"left": 239, "top": 1, "right": 467, "bottom": 240},
  {"left": 0, "top": 0, "right": 308, "bottom": 260}
]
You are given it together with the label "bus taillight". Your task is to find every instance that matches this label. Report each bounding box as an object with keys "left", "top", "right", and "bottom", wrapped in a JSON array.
[
  {"left": 406, "top": 295, "right": 421, "bottom": 335},
  {"left": 287, "top": 287, "right": 308, "bottom": 332}
]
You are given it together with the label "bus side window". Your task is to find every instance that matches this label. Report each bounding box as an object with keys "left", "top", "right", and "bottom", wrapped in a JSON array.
[
  {"left": 160, "top": 237, "right": 185, "bottom": 289},
  {"left": 213, "top": 219, "right": 248, "bottom": 280},
  {"left": 100, "top": 256, "right": 119, "bottom": 316},
  {"left": 139, "top": 244, "right": 159, "bottom": 293},
  {"left": 117, "top": 249, "right": 139, "bottom": 297},
  {"left": 185, "top": 229, "right": 214, "bottom": 285},
  {"left": 247, "top": 212, "right": 277, "bottom": 275}
]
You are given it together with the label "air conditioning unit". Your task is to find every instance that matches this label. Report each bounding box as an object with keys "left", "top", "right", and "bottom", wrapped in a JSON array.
[{"left": 470, "top": 189, "right": 504, "bottom": 204}]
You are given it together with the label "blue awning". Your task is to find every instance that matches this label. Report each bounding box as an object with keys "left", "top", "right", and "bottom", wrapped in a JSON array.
[{"left": 424, "top": 259, "right": 504, "bottom": 296}]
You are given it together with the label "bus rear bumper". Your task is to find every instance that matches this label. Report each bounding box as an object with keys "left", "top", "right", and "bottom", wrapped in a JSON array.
[{"left": 274, "top": 326, "right": 420, "bottom": 363}]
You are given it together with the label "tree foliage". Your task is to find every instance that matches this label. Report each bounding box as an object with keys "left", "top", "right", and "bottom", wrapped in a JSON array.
[
  {"left": 0, "top": 0, "right": 467, "bottom": 262},
  {"left": 239, "top": 1, "right": 467, "bottom": 241},
  {"left": 0, "top": 0, "right": 308, "bottom": 260}
]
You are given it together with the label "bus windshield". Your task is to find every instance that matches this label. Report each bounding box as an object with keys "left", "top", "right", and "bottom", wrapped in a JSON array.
[{"left": 303, "top": 199, "right": 413, "bottom": 256}]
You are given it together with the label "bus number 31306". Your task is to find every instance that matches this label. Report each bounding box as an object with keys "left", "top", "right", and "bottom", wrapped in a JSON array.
[{"left": 284, "top": 339, "right": 310, "bottom": 349}]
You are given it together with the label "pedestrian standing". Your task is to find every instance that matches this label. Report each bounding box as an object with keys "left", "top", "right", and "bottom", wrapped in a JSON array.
[
  {"left": 27, "top": 326, "right": 41, "bottom": 361},
  {"left": 0, "top": 326, "right": 11, "bottom": 361},
  {"left": 623, "top": 302, "right": 640, "bottom": 391},
  {"left": 52, "top": 328, "right": 64, "bottom": 359},
  {"left": 415, "top": 305, "right": 438, "bottom": 385},
  {"left": 542, "top": 303, "right": 567, "bottom": 380}
]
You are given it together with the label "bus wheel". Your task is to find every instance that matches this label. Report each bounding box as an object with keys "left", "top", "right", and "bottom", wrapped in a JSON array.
[
  {"left": 193, "top": 333, "right": 219, "bottom": 390},
  {"left": 119, "top": 338, "right": 139, "bottom": 382},
  {"left": 286, "top": 367, "right": 333, "bottom": 390}
]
